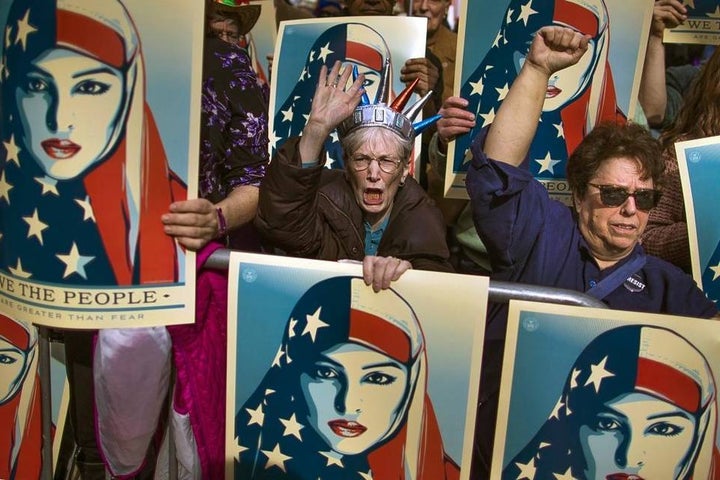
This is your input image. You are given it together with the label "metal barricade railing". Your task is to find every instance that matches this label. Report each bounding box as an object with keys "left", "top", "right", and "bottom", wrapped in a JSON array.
[
  {"left": 205, "top": 248, "right": 609, "bottom": 309},
  {"left": 36, "top": 248, "right": 606, "bottom": 479}
]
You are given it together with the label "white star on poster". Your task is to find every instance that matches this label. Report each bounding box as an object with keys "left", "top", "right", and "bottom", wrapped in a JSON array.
[
  {"left": 569, "top": 368, "right": 581, "bottom": 389},
  {"left": 281, "top": 107, "right": 294, "bottom": 123},
  {"left": 515, "top": 457, "right": 536, "bottom": 480},
  {"left": 495, "top": 83, "right": 509, "bottom": 101},
  {"left": 553, "top": 466, "right": 577, "bottom": 480},
  {"left": 492, "top": 30, "right": 504, "bottom": 48},
  {"left": 262, "top": 443, "right": 291, "bottom": 472},
  {"left": 15, "top": 9, "right": 37, "bottom": 51},
  {"left": 708, "top": 6, "right": 720, "bottom": 17},
  {"left": 318, "top": 42, "right": 333, "bottom": 62},
  {"left": 9, "top": 259, "right": 32, "bottom": 279},
  {"left": 0, "top": 171, "right": 13, "bottom": 203},
  {"left": 682, "top": 0, "right": 695, "bottom": 8},
  {"left": 74, "top": 196, "right": 96, "bottom": 221},
  {"left": 549, "top": 397, "right": 564, "bottom": 420},
  {"left": 246, "top": 403, "right": 265, "bottom": 427},
  {"left": 517, "top": 0, "right": 538, "bottom": 26},
  {"left": 56, "top": 242, "right": 95, "bottom": 280},
  {"left": 479, "top": 107, "right": 496, "bottom": 128},
  {"left": 359, "top": 470, "right": 374, "bottom": 480},
  {"left": 234, "top": 436, "right": 248, "bottom": 463},
  {"left": 330, "top": 131, "right": 339, "bottom": 143},
  {"left": 272, "top": 346, "right": 285, "bottom": 367},
  {"left": 302, "top": 307, "right": 329, "bottom": 341},
  {"left": 535, "top": 152, "right": 561, "bottom": 174},
  {"left": 468, "top": 78, "right": 484, "bottom": 96},
  {"left": 320, "top": 450, "right": 344, "bottom": 467},
  {"left": 35, "top": 176, "right": 59, "bottom": 196},
  {"left": 3, "top": 134, "right": 21, "bottom": 166},
  {"left": 299, "top": 67, "right": 308, "bottom": 82},
  {"left": 553, "top": 123, "right": 564, "bottom": 138},
  {"left": 288, "top": 317, "right": 298, "bottom": 338},
  {"left": 23, "top": 208, "right": 48, "bottom": 245},
  {"left": 279, "top": 413, "right": 304, "bottom": 440},
  {"left": 463, "top": 148, "right": 473, "bottom": 165},
  {"left": 4, "top": 25, "right": 11, "bottom": 49},
  {"left": 584, "top": 355, "right": 615, "bottom": 393},
  {"left": 269, "top": 131, "right": 281, "bottom": 150},
  {"left": 324, "top": 152, "right": 335, "bottom": 169},
  {"left": 709, "top": 262, "right": 720, "bottom": 281},
  {"left": 506, "top": 8, "right": 515, "bottom": 24},
  {"left": 309, "top": 49, "right": 316, "bottom": 62}
]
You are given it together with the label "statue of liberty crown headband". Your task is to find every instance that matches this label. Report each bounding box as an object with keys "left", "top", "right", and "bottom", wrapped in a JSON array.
[{"left": 338, "top": 60, "right": 442, "bottom": 142}]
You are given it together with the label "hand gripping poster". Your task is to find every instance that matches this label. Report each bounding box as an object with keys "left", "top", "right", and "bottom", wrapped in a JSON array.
[
  {"left": 664, "top": 0, "right": 720, "bottom": 45},
  {"left": 0, "top": 0, "right": 202, "bottom": 329},
  {"left": 445, "top": 0, "right": 653, "bottom": 201},
  {"left": 269, "top": 16, "right": 427, "bottom": 172},
  {"left": 493, "top": 300, "right": 720, "bottom": 480},
  {"left": 676, "top": 134, "right": 720, "bottom": 305},
  {"left": 226, "top": 252, "right": 488, "bottom": 480}
]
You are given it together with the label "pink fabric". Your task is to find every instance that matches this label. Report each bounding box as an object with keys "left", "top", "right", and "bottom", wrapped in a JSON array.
[{"left": 167, "top": 241, "right": 228, "bottom": 478}]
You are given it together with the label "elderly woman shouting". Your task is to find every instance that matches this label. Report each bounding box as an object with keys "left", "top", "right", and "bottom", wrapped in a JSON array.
[
  {"left": 256, "top": 61, "right": 452, "bottom": 289},
  {"left": 436, "top": 25, "right": 717, "bottom": 477}
]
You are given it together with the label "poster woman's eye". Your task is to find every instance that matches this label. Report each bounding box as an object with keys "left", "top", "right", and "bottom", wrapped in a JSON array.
[
  {"left": 363, "top": 371, "right": 396, "bottom": 385},
  {"left": 24, "top": 77, "right": 49, "bottom": 93},
  {"left": 593, "top": 416, "right": 621, "bottom": 432},
  {"left": 74, "top": 80, "right": 112, "bottom": 95},
  {"left": 313, "top": 365, "right": 338, "bottom": 380},
  {"left": 362, "top": 77, "right": 376, "bottom": 89},
  {"left": 647, "top": 422, "right": 683, "bottom": 437},
  {"left": 0, "top": 354, "right": 17, "bottom": 365}
]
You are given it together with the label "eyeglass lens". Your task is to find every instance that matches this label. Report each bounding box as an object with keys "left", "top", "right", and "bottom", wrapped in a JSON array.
[{"left": 595, "top": 185, "right": 660, "bottom": 210}]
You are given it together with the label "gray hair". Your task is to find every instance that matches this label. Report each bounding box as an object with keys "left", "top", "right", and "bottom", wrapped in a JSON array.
[{"left": 340, "top": 127, "right": 413, "bottom": 164}]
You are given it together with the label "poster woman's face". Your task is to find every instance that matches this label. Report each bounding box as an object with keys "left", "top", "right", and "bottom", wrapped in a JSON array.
[
  {"left": 15, "top": 48, "right": 124, "bottom": 180},
  {"left": 0, "top": 338, "right": 27, "bottom": 404},
  {"left": 514, "top": 36, "right": 598, "bottom": 112},
  {"left": 578, "top": 392, "right": 697, "bottom": 480},
  {"left": 300, "top": 342, "right": 409, "bottom": 455}
]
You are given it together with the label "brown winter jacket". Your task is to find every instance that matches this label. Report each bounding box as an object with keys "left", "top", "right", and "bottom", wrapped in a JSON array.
[{"left": 255, "top": 138, "right": 453, "bottom": 273}]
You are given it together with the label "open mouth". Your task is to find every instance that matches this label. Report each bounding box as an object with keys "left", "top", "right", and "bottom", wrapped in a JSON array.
[
  {"left": 328, "top": 420, "right": 367, "bottom": 438},
  {"left": 363, "top": 188, "right": 384, "bottom": 206},
  {"left": 606, "top": 474, "right": 644, "bottom": 480},
  {"left": 41, "top": 139, "right": 81, "bottom": 160}
]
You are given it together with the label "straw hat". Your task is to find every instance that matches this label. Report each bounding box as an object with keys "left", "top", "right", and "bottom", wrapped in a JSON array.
[{"left": 208, "top": 0, "right": 261, "bottom": 35}]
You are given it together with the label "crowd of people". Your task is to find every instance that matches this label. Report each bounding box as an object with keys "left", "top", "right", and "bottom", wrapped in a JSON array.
[{"left": 3, "top": 0, "right": 718, "bottom": 478}]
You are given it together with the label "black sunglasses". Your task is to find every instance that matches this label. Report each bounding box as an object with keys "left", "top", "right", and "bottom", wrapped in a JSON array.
[{"left": 588, "top": 183, "right": 662, "bottom": 211}]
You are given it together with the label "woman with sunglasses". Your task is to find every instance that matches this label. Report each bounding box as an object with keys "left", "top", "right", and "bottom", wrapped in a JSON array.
[{"left": 436, "top": 25, "right": 716, "bottom": 478}]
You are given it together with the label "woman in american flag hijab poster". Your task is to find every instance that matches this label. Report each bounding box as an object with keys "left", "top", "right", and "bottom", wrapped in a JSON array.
[
  {"left": 225, "top": 253, "right": 487, "bottom": 480},
  {"left": 444, "top": 0, "right": 652, "bottom": 201},
  {"left": 493, "top": 301, "right": 720, "bottom": 480},
  {"left": 0, "top": 0, "right": 201, "bottom": 329},
  {"left": 269, "top": 17, "right": 426, "bottom": 170}
]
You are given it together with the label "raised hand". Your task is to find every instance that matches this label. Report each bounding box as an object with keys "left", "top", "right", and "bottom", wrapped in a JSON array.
[
  {"left": 650, "top": 0, "right": 687, "bottom": 37},
  {"left": 299, "top": 61, "right": 365, "bottom": 163},
  {"left": 525, "top": 26, "right": 590, "bottom": 78}
]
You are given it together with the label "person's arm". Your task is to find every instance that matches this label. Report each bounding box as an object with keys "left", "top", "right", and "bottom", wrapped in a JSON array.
[
  {"left": 638, "top": 0, "right": 687, "bottom": 128},
  {"left": 485, "top": 26, "right": 589, "bottom": 167}
]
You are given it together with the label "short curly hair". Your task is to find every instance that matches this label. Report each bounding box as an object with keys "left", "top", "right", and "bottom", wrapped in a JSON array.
[{"left": 567, "top": 122, "right": 665, "bottom": 199}]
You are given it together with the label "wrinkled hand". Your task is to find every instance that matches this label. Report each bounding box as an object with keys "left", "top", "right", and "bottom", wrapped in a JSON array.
[
  {"left": 400, "top": 57, "right": 439, "bottom": 97},
  {"left": 304, "top": 60, "right": 365, "bottom": 138},
  {"left": 650, "top": 0, "right": 687, "bottom": 37},
  {"left": 525, "top": 26, "right": 590, "bottom": 78},
  {"left": 162, "top": 198, "right": 218, "bottom": 251},
  {"left": 437, "top": 96, "right": 476, "bottom": 145},
  {"left": 363, "top": 255, "right": 412, "bottom": 292}
]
